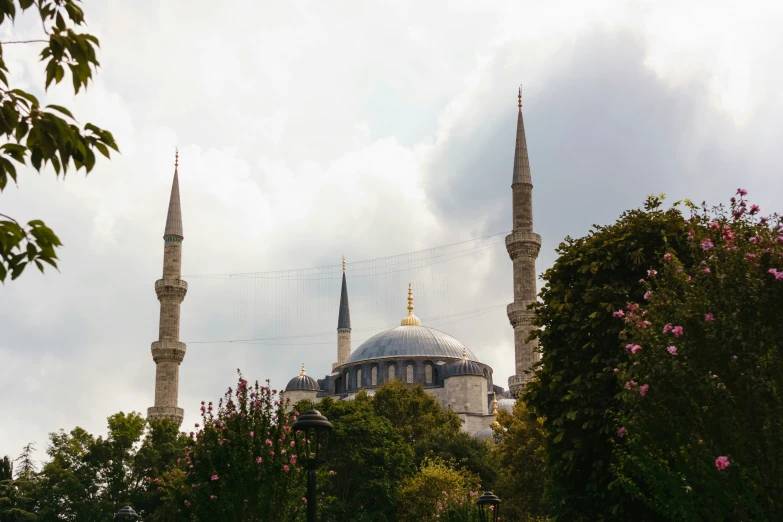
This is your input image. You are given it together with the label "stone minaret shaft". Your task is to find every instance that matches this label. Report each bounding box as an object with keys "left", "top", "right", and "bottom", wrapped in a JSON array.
[
  {"left": 147, "top": 152, "right": 187, "bottom": 426},
  {"left": 507, "top": 89, "right": 541, "bottom": 398},
  {"left": 333, "top": 257, "right": 351, "bottom": 370}
]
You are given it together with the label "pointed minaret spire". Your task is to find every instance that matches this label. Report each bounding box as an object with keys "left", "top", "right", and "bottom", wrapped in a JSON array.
[
  {"left": 148, "top": 149, "right": 188, "bottom": 427},
  {"left": 512, "top": 86, "right": 532, "bottom": 186},
  {"left": 164, "top": 148, "right": 183, "bottom": 238},
  {"left": 506, "top": 87, "right": 542, "bottom": 397},
  {"left": 401, "top": 283, "right": 422, "bottom": 326},
  {"left": 334, "top": 257, "right": 352, "bottom": 369}
]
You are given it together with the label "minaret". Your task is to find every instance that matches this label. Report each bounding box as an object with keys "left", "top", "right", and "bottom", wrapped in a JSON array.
[
  {"left": 506, "top": 88, "right": 541, "bottom": 398},
  {"left": 147, "top": 149, "right": 188, "bottom": 426},
  {"left": 333, "top": 257, "right": 351, "bottom": 370}
]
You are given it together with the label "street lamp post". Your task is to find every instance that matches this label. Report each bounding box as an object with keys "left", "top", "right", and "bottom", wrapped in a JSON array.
[
  {"left": 476, "top": 491, "right": 501, "bottom": 522},
  {"left": 292, "top": 409, "right": 333, "bottom": 522},
  {"left": 114, "top": 506, "right": 140, "bottom": 521}
]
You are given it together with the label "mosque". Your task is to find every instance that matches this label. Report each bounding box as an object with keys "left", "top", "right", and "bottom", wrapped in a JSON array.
[{"left": 146, "top": 90, "right": 541, "bottom": 437}]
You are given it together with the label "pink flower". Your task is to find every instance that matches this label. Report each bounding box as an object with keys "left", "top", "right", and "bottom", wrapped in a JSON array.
[
  {"left": 688, "top": 229, "right": 695, "bottom": 240},
  {"left": 631, "top": 345, "right": 643, "bottom": 355},
  {"left": 715, "top": 456, "right": 731, "bottom": 470},
  {"left": 777, "top": 235, "right": 783, "bottom": 243},
  {"left": 613, "top": 368, "right": 619, "bottom": 373},
  {"left": 703, "top": 267, "right": 711, "bottom": 274},
  {"left": 613, "top": 310, "right": 625, "bottom": 318},
  {"left": 210, "top": 495, "right": 217, "bottom": 500},
  {"left": 667, "top": 346, "right": 678, "bottom": 355},
  {"left": 211, "top": 474, "right": 219, "bottom": 481},
  {"left": 749, "top": 204, "right": 760, "bottom": 215},
  {"left": 746, "top": 253, "right": 757, "bottom": 260},
  {"left": 256, "top": 457, "right": 263, "bottom": 464},
  {"left": 302, "top": 497, "right": 308, "bottom": 504},
  {"left": 329, "top": 470, "right": 336, "bottom": 475},
  {"left": 750, "top": 236, "right": 759, "bottom": 244},
  {"left": 625, "top": 380, "right": 637, "bottom": 390},
  {"left": 639, "top": 384, "right": 649, "bottom": 396},
  {"left": 265, "top": 439, "right": 272, "bottom": 446},
  {"left": 663, "top": 253, "right": 672, "bottom": 261},
  {"left": 705, "top": 313, "right": 714, "bottom": 321},
  {"left": 732, "top": 355, "right": 738, "bottom": 360},
  {"left": 249, "top": 431, "right": 254, "bottom": 437},
  {"left": 643, "top": 291, "right": 652, "bottom": 300},
  {"left": 290, "top": 441, "right": 295, "bottom": 447},
  {"left": 672, "top": 325, "right": 684, "bottom": 337},
  {"left": 194, "top": 423, "right": 200, "bottom": 428},
  {"left": 617, "top": 427, "right": 627, "bottom": 438},
  {"left": 270, "top": 450, "right": 275, "bottom": 456},
  {"left": 284, "top": 465, "right": 290, "bottom": 472},
  {"left": 709, "top": 221, "right": 720, "bottom": 230},
  {"left": 701, "top": 239, "right": 713, "bottom": 250},
  {"left": 647, "top": 269, "right": 657, "bottom": 277},
  {"left": 737, "top": 188, "right": 747, "bottom": 196},
  {"left": 184, "top": 500, "right": 191, "bottom": 507},
  {"left": 663, "top": 324, "right": 673, "bottom": 333}
]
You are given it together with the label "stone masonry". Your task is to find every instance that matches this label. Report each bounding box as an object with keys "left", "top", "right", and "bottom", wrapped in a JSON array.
[
  {"left": 147, "top": 154, "right": 187, "bottom": 427},
  {"left": 507, "top": 90, "right": 541, "bottom": 398},
  {"left": 333, "top": 259, "right": 352, "bottom": 370}
]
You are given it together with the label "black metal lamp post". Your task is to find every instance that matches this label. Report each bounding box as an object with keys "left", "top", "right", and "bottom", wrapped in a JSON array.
[
  {"left": 114, "top": 506, "right": 140, "bottom": 521},
  {"left": 292, "top": 409, "right": 333, "bottom": 522},
  {"left": 476, "top": 491, "right": 501, "bottom": 522}
]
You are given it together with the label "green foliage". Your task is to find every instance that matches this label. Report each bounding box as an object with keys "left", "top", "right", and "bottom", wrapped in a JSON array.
[
  {"left": 525, "top": 195, "right": 693, "bottom": 520},
  {"left": 609, "top": 193, "right": 783, "bottom": 520},
  {"left": 396, "top": 458, "right": 480, "bottom": 522},
  {"left": 0, "top": 0, "right": 119, "bottom": 283},
  {"left": 154, "top": 371, "right": 306, "bottom": 521},
  {"left": 0, "top": 449, "right": 36, "bottom": 522},
  {"left": 492, "top": 400, "right": 551, "bottom": 521}
]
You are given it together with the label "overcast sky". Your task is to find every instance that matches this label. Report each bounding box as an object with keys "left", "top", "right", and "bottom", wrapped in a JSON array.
[{"left": 2, "top": 0, "right": 782, "bottom": 458}]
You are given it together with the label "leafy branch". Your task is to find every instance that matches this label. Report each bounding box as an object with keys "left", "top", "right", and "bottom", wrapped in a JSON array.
[{"left": 0, "top": 0, "right": 119, "bottom": 283}]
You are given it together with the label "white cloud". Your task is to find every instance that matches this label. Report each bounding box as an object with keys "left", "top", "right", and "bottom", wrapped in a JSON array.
[{"left": 1, "top": 0, "right": 782, "bottom": 457}]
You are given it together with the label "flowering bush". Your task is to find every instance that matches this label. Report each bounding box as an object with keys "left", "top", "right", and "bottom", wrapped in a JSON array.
[
  {"left": 611, "top": 192, "right": 783, "bottom": 520},
  {"left": 156, "top": 371, "right": 306, "bottom": 521},
  {"left": 395, "top": 458, "right": 482, "bottom": 522}
]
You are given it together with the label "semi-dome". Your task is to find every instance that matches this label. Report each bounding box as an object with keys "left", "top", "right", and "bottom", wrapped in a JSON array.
[
  {"left": 285, "top": 364, "right": 320, "bottom": 392},
  {"left": 473, "top": 426, "right": 495, "bottom": 441},
  {"left": 447, "top": 349, "right": 483, "bottom": 377},
  {"left": 497, "top": 398, "right": 516, "bottom": 413}
]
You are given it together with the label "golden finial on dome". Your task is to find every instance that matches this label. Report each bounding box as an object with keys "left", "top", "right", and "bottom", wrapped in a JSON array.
[
  {"left": 342, "top": 255, "right": 346, "bottom": 273},
  {"left": 462, "top": 347, "right": 468, "bottom": 361},
  {"left": 175, "top": 147, "right": 179, "bottom": 169},
  {"left": 518, "top": 86, "right": 522, "bottom": 109},
  {"left": 400, "top": 283, "right": 422, "bottom": 326},
  {"left": 300, "top": 362, "right": 306, "bottom": 376},
  {"left": 492, "top": 392, "right": 499, "bottom": 417}
]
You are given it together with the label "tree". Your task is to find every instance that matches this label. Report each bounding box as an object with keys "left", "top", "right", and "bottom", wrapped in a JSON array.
[
  {"left": 154, "top": 372, "right": 307, "bottom": 521},
  {"left": 0, "top": 0, "right": 118, "bottom": 283},
  {"left": 609, "top": 192, "right": 783, "bottom": 520},
  {"left": 0, "top": 446, "right": 36, "bottom": 521},
  {"left": 524, "top": 195, "right": 695, "bottom": 520},
  {"left": 492, "top": 400, "right": 550, "bottom": 522},
  {"left": 396, "top": 458, "right": 480, "bottom": 522},
  {"left": 308, "top": 393, "right": 416, "bottom": 522}
]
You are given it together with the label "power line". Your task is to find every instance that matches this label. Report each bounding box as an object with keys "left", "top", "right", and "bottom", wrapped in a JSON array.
[
  {"left": 184, "top": 230, "right": 511, "bottom": 279},
  {"left": 185, "top": 303, "right": 507, "bottom": 345}
]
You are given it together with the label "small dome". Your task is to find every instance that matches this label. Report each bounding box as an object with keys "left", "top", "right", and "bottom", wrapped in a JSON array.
[
  {"left": 473, "top": 426, "right": 495, "bottom": 441},
  {"left": 285, "top": 364, "right": 320, "bottom": 392},
  {"left": 497, "top": 398, "right": 516, "bottom": 413},
  {"left": 447, "top": 358, "right": 483, "bottom": 378}
]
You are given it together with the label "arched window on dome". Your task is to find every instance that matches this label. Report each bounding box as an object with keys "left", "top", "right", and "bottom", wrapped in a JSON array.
[
  {"left": 371, "top": 366, "right": 378, "bottom": 386},
  {"left": 425, "top": 364, "right": 433, "bottom": 384},
  {"left": 344, "top": 371, "right": 349, "bottom": 391},
  {"left": 357, "top": 368, "right": 362, "bottom": 388},
  {"left": 406, "top": 364, "right": 414, "bottom": 384},
  {"left": 388, "top": 364, "right": 395, "bottom": 381}
]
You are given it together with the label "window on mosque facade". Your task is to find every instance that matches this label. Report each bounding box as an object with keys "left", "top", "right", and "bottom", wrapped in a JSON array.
[
  {"left": 357, "top": 369, "right": 362, "bottom": 388},
  {"left": 406, "top": 364, "right": 414, "bottom": 384},
  {"left": 425, "top": 364, "right": 432, "bottom": 384},
  {"left": 371, "top": 366, "right": 378, "bottom": 386},
  {"left": 345, "top": 372, "right": 349, "bottom": 391},
  {"left": 388, "top": 364, "right": 395, "bottom": 380}
]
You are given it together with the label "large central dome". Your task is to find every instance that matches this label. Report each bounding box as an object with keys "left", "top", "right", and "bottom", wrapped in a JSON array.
[{"left": 345, "top": 324, "right": 478, "bottom": 364}]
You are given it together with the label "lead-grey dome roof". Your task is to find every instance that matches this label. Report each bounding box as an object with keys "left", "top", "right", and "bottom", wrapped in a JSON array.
[
  {"left": 447, "top": 359, "right": 483, "bottom": 378},
  {"left": 345, "top": 325, "right": 477, "bottom": 364},
  {"left": 285, "top": 374, "right": 320, "bottom": 392}
]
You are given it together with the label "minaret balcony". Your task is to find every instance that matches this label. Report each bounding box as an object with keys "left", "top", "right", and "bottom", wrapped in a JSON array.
[
  {"left": 155, "top": 278, "right": 188, "bottom": 301},
  {"left": 506, "top": 231, "right": 542, "bottom": 260},
  {"left": 507, "top": 302, "right": 537, "bottom": 329},
  {"left": 151, "top": 340, "right": 187, "bottom": 363}
]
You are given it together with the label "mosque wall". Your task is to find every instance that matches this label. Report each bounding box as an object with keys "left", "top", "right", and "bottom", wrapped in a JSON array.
[
  {"left": 444, "top": 375, "right": 488, "bottom": 415},
  {"left": 283, "top": 390, "right": 321, "bottom": 411},
  {"left": 459, "top": 413, "right": 495, "bottom": 435}
]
